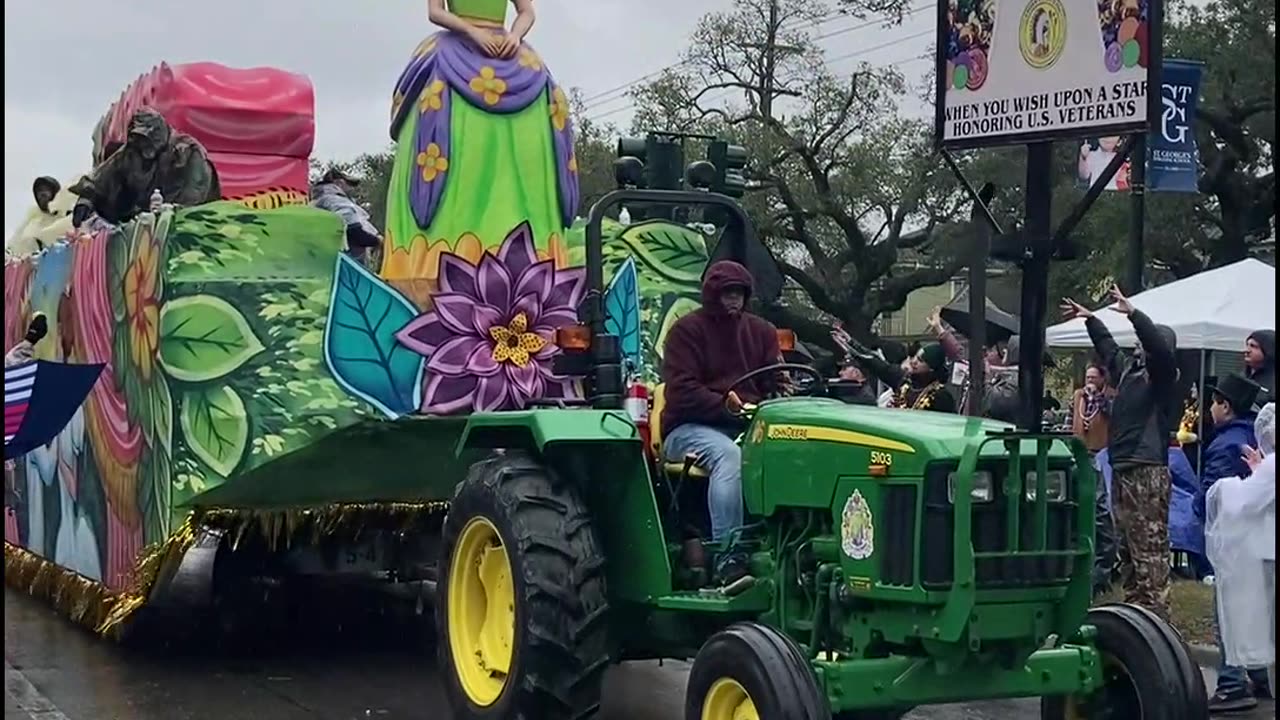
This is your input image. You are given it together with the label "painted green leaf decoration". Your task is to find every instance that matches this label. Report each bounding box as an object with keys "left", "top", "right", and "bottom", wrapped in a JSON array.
[
  {"left": 323, "top": 254, "right": 423, "bottom": 419},
  {"left": 619, "top": 221, "right": 710, "bottom": 285},
  {"left": 180, "top": 385, "right": 249, "bottom": 478},
  {"left": 137, "top": 445, "right": 172, "bottom": 546},
  {"left": 107, "top": 232, "right": 130, "bottom": 324},
  {"left": 604, "top": 257, "right": 642, "bottom": 368},
  {"left": 158, "top": 294, "right": 266, "bottom": 383},
  {"left": 654, "top": 297, "right": 701, "bottom": 359},
  {"left": 111, "top": 324, "right": 131, "bottom": 393},
  {"left": 151, "top": 376, "right": 174, "bottom": 453}
]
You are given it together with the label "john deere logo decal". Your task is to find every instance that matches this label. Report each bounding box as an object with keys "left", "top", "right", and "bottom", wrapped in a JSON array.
[
  {"left": 1019, "top": 0, "right": 1067, "bottom": 69},
  {"left": 750, "top": 422, "right": 766, "bottom": 444},
  {"left": 840, "top": 490, "right": 875, "bottom": 560}
]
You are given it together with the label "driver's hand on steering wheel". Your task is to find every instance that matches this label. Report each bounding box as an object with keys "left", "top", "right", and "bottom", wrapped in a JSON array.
[
  {"left": 725, "top": 391, "right": 745, "bottom": 414},
  {"left": 775, "top": 371, "right": 796, "bottom": 396}
]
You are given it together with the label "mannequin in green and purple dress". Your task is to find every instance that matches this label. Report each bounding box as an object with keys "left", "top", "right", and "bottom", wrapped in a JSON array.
[{"left": 382, "top": 0, "right": 579, "bottom": 305}]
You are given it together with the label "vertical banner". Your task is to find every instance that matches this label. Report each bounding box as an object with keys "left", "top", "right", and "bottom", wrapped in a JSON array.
[
  {"left": 1148, "top": 59, "right": 1203, "bottom": 193},
  {"left": 936, "top": 0, "right": 1161, "bottom": 148},
  {"left": 1074, "top": 58, "right": 1202, "bottom": 192}
]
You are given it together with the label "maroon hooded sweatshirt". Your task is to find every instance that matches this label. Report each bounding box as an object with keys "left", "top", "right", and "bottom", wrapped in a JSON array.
[{"left": 661, "top": 260, "right": 781, "bottom": 435}]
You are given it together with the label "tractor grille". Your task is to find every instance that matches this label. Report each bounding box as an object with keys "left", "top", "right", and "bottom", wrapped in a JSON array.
[
  {"left": 878, "top": 484, "right": 918, "bottom": 587},
  {"left": 902, "top": 461, "right": 1079, "bottom": 590}
]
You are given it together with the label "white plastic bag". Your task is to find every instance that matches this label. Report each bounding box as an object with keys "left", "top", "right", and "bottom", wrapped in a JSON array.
[{"left": 1205, "top": 404, "right": 1276, "bottom": 668}]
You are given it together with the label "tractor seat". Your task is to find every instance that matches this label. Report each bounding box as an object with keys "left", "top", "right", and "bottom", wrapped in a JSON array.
[{"left": 651, "top": 384, "right": 709, "bottom": 480}]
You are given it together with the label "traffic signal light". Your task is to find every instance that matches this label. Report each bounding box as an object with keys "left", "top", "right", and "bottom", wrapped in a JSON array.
[
  {"left": 707, "top": 140, "right": 748, "bottom": 197},
  {"left": 615, "top": 135, "right": 684, "bottom": 190}
]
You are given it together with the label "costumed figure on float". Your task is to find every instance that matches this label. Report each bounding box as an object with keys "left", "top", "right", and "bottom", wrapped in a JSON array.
[{"left": 380, "top": 0, "right": 584, "bottom": 414}]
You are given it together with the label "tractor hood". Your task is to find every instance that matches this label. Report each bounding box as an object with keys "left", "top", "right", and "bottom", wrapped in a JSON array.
[{"left": 749, "top": 398, "right": 1073, "bottom": 463}]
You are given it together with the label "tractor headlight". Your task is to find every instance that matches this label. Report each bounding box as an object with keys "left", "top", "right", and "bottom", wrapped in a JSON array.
[
  {"left": 947, "top": 470, "right": 994, "bottom": 504},
  {"left": 1024, "top": 470, "right": 1067, "bottom": 502}
]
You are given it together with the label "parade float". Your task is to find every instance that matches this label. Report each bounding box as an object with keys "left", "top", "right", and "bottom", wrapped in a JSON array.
[
  {"left": 6, "top": 0, "right": 1205, "bottom": 717},
  {"left": 3, "top": 33, "right": 709, "bottom": 637}
]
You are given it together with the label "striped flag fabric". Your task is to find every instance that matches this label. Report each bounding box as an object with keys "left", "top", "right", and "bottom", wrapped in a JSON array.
[
  {"left": 4, "top": 361, "right": 37, "bottom": 444},
  {"left": 3, "top": 360, "right": 105, "bottom": 460}
]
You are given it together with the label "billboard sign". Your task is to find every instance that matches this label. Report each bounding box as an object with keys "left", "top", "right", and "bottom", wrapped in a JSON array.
[{"left": 936, "top": 0, "right": 1163, "bottom": 148}]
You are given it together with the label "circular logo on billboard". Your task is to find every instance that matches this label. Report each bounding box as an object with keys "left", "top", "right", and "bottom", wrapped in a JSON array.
[{"left": 1019, "top": 0, "right": 1067, "bottom": 69}]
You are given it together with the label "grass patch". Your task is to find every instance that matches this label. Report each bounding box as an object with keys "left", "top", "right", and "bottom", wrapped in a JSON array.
[{"left": 1098, "top": 579, "right": 1216, "bottom": 646}]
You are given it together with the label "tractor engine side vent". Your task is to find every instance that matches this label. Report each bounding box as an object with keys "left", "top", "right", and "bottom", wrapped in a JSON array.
[{"left": 878, "top": 484, "right": 918, "bottom": 587}]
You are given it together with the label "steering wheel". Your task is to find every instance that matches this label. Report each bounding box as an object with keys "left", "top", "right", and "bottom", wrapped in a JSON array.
[{"left": 725, "top": 362, "right": 827, "bottom": 412}]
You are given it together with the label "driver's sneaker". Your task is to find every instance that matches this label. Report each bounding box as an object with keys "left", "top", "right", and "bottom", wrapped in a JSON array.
[
  {"left": 1209, "top": 688, "right": 1259, "bottom": 714},
  {"left": 712, "top": 552, "right": 751, "bottom": 589}
]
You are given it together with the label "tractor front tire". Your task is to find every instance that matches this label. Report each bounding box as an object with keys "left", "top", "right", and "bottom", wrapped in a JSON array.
[
  {"left": 436, "top": 453, "right": 611, "bottom": 720},
  {"left": 686, "top": 622, "right": 831, "bottom": 720},
  {"left": 1041, "top": 603, "right": 1208, "bottom": 720}
]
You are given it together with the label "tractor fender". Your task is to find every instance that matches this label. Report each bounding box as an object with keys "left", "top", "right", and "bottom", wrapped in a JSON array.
[
  {"left": 457, "top": 409, "right": 674, "bottom": 603},
  {"left": 456, "top": 408, "right": 642, "bottom": 454}
]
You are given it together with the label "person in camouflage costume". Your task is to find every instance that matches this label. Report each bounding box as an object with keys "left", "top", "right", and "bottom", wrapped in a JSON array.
[
  {"left": 70, "top": 108, "right": 220, "bottom": 227},
  {"left": 1062, "top": 285, "right": 1179, "bottom": 621}
]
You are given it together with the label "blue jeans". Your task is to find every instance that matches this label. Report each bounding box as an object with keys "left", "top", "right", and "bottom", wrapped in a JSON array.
[{"left": 663, "top": 423, "right": 742, "bottom": 543}]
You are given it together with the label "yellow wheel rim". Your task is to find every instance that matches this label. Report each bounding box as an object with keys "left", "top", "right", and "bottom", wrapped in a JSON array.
[
  {"left": 447, "top": 516, "right": 515, "bottom": 707},
  {"left": 702, "top": 678, "right": 760, "bottom": 720}
]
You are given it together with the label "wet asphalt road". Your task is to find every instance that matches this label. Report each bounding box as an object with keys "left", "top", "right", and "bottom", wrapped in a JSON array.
[{"left": 4, "top": 588, "right": 1265, "bottom": 720}]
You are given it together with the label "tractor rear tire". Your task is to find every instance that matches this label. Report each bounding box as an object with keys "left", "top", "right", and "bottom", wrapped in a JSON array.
[
  {"left": 1040, "top": 603, "right": 1208, "bottom": 720},
  {"left": 436, "top": 452, "right": 611, "bottom": 720},
  {"left": 685, "top": 622, "right": 831, "bottom": 720}
]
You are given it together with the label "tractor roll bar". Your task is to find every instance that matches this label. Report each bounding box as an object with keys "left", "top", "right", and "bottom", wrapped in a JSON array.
[
  {"left": 584, "top": 188, "right": 754, "bottom": 298},
  {"left": 578, "top": 190, "right": 755, "bottom": 409}
]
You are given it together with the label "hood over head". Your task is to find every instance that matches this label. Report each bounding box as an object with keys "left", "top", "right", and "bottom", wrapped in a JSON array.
[
  {"left": 32, "top": 176, "right": 60, "bottom": 213},
  {"left": 701, "top": 260, "right": 754, "bottom": 313},
  {"left": 126, "top": 109, "right": 172, "bottom": 156},
  {"left": 1136, "top": 324, "right": 1178, "bottom": 358},
  {"left": 1249, "top": 329, "right": 1275, "bottom": 367}
]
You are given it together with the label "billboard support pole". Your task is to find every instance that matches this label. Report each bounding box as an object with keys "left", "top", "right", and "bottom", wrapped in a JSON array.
[
  {"left": 1019, "top": 142, "right": 1053, "bottom": 432},
  {"left": 963, "top": 183, "right": 997, "bottom": 417},
  {"left": 1126, "top": 134, "right": 1147, "bottom": 293}
]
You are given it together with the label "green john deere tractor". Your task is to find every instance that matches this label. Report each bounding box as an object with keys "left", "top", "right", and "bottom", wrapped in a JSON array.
[{"left": 433, "top": 187, "right": 1208, "bottom": 720}]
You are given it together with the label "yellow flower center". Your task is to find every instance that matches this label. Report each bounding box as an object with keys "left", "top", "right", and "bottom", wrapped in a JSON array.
[{"left": 488, "top": 312, "right": 546, "bottom": 368}]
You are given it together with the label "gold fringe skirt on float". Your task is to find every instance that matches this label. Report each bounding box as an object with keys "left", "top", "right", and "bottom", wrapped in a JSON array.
[
  {"left": 3, "top": 501, "right": 449, "bottom": 640},
  {"left": 4, "top": 514, "right": 198, "bottom": 638}
]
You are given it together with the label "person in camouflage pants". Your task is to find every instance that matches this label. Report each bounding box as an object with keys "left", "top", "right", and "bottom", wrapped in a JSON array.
[
  {"left": 1110, "top": 464, "right": 1172, "bottom": 616},
  {"left": 1062, "top": 285, "right": 1178, "bottom": 621}
]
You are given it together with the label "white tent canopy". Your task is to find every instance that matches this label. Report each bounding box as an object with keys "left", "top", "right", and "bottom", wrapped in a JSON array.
[{"left": 1045, "top": 259, "right": 1275, "bottom": 352}]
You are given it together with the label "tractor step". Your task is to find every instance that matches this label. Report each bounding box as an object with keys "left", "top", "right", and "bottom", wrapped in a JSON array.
[{"left": 653, "top": 582, "right": 772, "bottom": 613}]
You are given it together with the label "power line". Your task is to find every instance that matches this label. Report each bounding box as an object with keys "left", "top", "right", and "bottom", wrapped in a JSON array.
[
  {"left": 585, "top": 28, "right": 935, "bottom": 125},
  {"left": 579, "top": 5, "right": 931, "bottom": 116},
  {"left": 576, "top": 8, "right": 863, "bottom": 109}
]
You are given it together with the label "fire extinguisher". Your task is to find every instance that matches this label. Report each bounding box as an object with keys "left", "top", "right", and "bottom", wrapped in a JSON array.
[{"left": 625, "top": 381, "right": 652, "bottom": 455}]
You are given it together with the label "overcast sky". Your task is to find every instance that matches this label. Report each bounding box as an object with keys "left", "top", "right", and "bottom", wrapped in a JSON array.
[{"left": 3, "top": 0, "right": 933, "bottom": 236}]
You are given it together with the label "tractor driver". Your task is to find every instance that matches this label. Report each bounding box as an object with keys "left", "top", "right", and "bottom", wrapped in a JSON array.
[{"left": 661, "top": 260, "right": 781, "bottom": 584}]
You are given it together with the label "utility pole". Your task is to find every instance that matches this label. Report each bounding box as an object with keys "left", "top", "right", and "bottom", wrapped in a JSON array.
[
  {"left": 743, "top": 0, "right": 802, "bottom": 122},
  {"left": 1126, "top": 135, "right": 1146, "bottom": 294}
]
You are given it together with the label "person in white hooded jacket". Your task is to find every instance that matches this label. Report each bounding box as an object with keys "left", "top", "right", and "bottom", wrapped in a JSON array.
[{"left": 1205, "top": 401, "right": 1275, "bottom": 712}]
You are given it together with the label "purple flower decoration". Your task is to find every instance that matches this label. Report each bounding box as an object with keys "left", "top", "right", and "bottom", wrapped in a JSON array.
[{"left": 395, "top": 223, "right": 585, "bottom": 414}]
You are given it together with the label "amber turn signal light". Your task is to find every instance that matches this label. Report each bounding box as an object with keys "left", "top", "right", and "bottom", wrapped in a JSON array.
[
  {"left": 776, "top": 328, "right": 796, "bottom": 353},
  {"left": 555, "top": 324, "right": 592, "bottom": 351}
]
